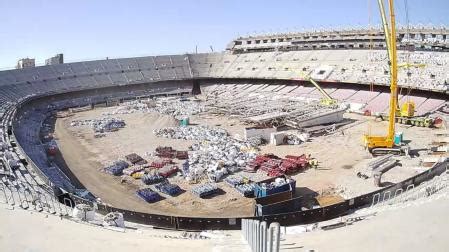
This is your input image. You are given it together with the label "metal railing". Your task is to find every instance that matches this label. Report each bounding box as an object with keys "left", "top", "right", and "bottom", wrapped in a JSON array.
[{"left": 242, "top": 219, "right": 280, "bottom": 252}]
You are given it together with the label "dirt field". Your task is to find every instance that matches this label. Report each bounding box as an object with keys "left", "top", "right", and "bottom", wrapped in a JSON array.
[
  {"left": 54, "top": 105, "right": 441, "bottom": 217},
  {"left": 54, "top": 108, "right": 254, "bottom": 217}
]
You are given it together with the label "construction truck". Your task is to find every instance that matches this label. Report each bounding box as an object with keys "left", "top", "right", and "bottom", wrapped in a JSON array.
[{"left": 376, "top": 101, "right": 443, "bottom": 128}]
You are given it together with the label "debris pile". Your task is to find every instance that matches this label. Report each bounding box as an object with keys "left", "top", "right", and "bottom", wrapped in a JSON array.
[
  {"left": 154, "top": 99, "right": 205, "bottom": 119},
  {"left": 103, "top": 98, "right": 205, "bottom": 119},
  {"left": 71, "top": 117, "right": 125, "bottom": 133},
  {"left": 102, "top": 100, "right": 149, "bottom": 115},
  {"left": 154, "top": 126, "right": 259, "bottom": 181}
]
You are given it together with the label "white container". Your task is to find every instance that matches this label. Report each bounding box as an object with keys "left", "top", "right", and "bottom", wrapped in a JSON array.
[
  {"left": 103, "top": 212, "right": 125, "bottom": 228},
  {"left": 72, "top": 204, "right": 95, "bottom": 221}
]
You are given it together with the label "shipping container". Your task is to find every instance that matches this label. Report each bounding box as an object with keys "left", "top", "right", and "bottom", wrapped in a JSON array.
[{"left": 254, "top": 175, "right": 296, "bottom": 198}]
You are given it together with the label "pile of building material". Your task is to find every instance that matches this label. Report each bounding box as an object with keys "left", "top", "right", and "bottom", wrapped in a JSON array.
[
  {"left": 155, "top": 146, "right": 188, "bottom": 159},
  {"left": 154, "top": 126, "right": 228, "bottom": 141},
  {"left": 136, "top": 188, "right": 161, "bottom": 203},
  {"left": 205, "top": 89, "right": 344, "bottom": 128},
  {"left": 207, "top": 167, "right": 228, "bottom": 182},
  {"left": 158, "top": 165, "right": 178, "bottom": 178},
  {"left": 224, "top": 176, "right": 246, "bottom": 187},
  {"left": 122, "top": 165, "right": 145, "bottom": 176},
  {"left": 150, "top": 158, "right": 172, "bottom": 168},
  {"left": 102, "top": 100, "right": 149, "bottom": 115},
  {"left": 236, "top": 183, "right": 256, "bottom": 197},
  {"left": 224, "top": 176, "right": 256, "bottom": 197},
  {"left": 125, "top": 153, "right": 147, "bottom": 165},
  {"left": 104, "top": 160, "right": 130, "bottom": 176},
  {"left": 246, "top": 154, "right": 311, "bottom": 176},
  {"left": 154, "top": 126, "right": 260, "bottom": 181},
  {"left": 191, "top": 183, "right": 219, "bottom": 198},
  {"left": 153, "top": 98, "right": 205, "bottom": 119},
  {"left": 103, "top": 98, "right": 205, "bottom": 119},
  {"left": 141, "top": 174, "right": 166, "bottom": 185},
  {"left": 367, "top": 154, "right": 398, "bottom": 187},
  {"left": 155, "top": 181, "right": 182, "bottom": 196},
  {"left": 70, "top": 117, "right": 125, "bottom": 133}
]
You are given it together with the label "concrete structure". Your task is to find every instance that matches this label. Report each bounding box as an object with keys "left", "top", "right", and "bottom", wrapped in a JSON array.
[
  {"left": 16, "top": 58, "right": 35, "bottom": 69},
  {"left": 228, "top": 26, "right": 449, "bottom": 53},
  {"left": 45, "top": 54, "right": 64, "bottom": 65}
]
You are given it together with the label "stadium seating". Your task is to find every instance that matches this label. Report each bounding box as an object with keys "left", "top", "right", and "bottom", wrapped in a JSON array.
[{"left": 0, "top": 35, "right": 447, "bottom": 197}]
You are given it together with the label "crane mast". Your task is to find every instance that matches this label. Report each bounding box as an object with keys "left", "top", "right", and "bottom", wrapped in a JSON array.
[
  {"left": 364, "top": 0, "right": 403, "bottom": 155},
  {"left": 387, "top": 0, "right": 398, "bottom": 142}
]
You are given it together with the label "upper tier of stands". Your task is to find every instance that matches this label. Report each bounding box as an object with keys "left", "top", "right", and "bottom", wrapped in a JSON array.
[
  {"left": 189, "top": 50, "right": 449, "bottom": 92},
  {"left": 0, "top": 49, "right": 447, "bottom": 110}
]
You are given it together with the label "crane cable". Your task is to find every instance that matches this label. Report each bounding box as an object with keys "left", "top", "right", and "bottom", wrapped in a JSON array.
[
  {"left": 367, "top": 0, "right": 373, "bottom": 136},
  {"left": 368, "top": 0, "right": 375, "bottom": 94},
  {"left": 403, "top": 0, "right": 413, "bottom": 101}
]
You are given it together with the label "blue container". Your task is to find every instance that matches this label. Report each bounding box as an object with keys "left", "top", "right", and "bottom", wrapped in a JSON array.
[
  {"left": 394, "top": 132, "right": 403, "bottom": 145},
  {"left": 180, "top": 118, "right": 189, "bottom": 126},
  {"left": 254, "top": 175, "right": 296, "bottom": 198}
]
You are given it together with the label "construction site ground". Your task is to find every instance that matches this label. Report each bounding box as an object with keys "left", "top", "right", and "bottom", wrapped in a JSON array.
[{"left": 53, "top": 105, "right": 442, "bottom": 217}]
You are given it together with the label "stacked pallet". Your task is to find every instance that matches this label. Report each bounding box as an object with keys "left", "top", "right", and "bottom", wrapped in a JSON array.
[
  {"left": 158, "top": 165, "right": 178, "bottom": 178},
  {"left": 104, "top": 160, "right": 129, "bottom": 176},
  {"left": 150, "top": 158, "right": 172, "bottom": 168},
  {"left": 155, "top": 181, "right": 182, "bottom": 196},
  {"left": 245, "top": 154, "right": 278, "bottom": 172},
  {"left": 122, "top": 165, "right": 145, "bottom": 176},
  {"left": 236, "top": 184, "right": 255, "bottom": 197},
  {"left": 136, "top": 188, "right": 161, "bottom": 203},
  {"left": 141, "top": 174, "right": 166, "bottom": 185},
  {"left": 191, "top": 183, "right": 218, "bottom": 198},
  {"left": 246, "top": 154, "right": 312, "bottom": 177},
  {"left": 125, "top": 153, "right": 147, "bottom": 165},
  {"left": 155, "top": 146, "right": 189, "bottom": 160}
]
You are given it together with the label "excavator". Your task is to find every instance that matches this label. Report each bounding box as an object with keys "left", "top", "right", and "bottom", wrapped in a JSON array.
[{"left": 363, "top": 0, "right": 410, "bottom": 155}]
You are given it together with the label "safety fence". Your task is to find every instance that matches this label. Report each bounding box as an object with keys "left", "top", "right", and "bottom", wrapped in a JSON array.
[{"left": 241, "top": 219, "right": 280, "bottom": 252}]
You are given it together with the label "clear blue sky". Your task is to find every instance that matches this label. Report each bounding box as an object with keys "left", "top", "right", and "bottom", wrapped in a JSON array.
[{"left": 1, "top": 0, "right": 448, "bottom": 69}]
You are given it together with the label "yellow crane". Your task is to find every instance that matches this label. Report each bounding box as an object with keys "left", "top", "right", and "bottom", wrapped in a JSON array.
[
  {"left": 377, "top": 0, "right": 426, "bottom": 117},
  {"left": 375, "top": 3, "right": 436, "bottom": 127},
  {"left": 364, "top": 0, "right": 409, "bottom": 155}
]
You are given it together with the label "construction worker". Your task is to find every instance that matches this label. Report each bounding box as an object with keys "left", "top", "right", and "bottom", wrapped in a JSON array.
[{"left": 309, "top": 158, "right": 318, "bottom": 169}]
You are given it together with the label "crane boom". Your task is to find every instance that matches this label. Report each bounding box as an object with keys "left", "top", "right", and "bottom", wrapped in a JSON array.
[
  {"left": 296, "top": 72, "right": 336, "bottom": 106},
  {"left": 377, "top": 0, "right": 392, "bottom": 62},
  {"left": 302, "top": 74, "right": 334, "bottom": 101}
]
